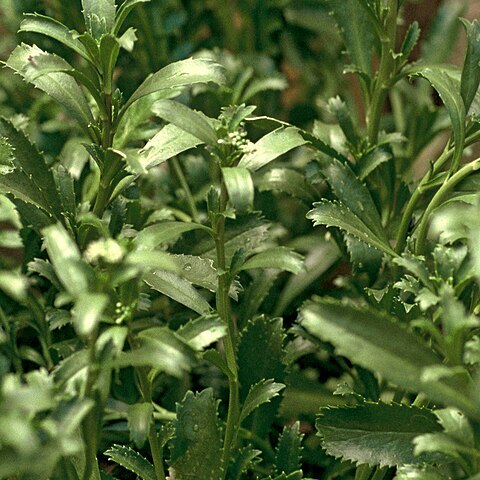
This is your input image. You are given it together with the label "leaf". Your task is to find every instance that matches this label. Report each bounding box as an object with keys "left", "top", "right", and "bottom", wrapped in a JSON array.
[
  {"left": 42, "top": 223, "right": 92, "bottom": 296},
  {"left": 240, "top": 379, "right": 285, "bottom": 424},
  {"left": 222, "top": 167, "right": 254, "bottom": 213},
  {"left": 238, "top": 127, "right": 307, "bottom": 171},
  {"left": 123, "top": 58, "right": 225, "bottom": 112},
  {"left": 6, "top": 44, "right": 94, "bottom": 135},
  {"left": 125, "top": 250, "right": 179, "bottom": 272},
  {"left": 421, "top": 1, "right": 466, "bottom": 64},
  {"left": 327, "top": 96, "right": 360, "bottom": 148},
  {"left": 299, "top": 298, "right": 480, "bottom": 419},
  {"left": 153, "top": 99, "right": 217, "bottom": 145},
  {"left": 409, "top": 66, "right": 465, "bottom": 171},
  {"left": 169, "top": 389, "right": 223, "bottom": 480},
  {"left": 144, "top": 271, "right": 211, "bottom": 315},
  {"left": 73, "top": 292, "right": 108, "bottom": 337},
  {"left": 19, "top": 14, "right": 90, "bottom": 60},
  {"left": 240, "top": 247, "right": 305, "bottom": 274},
  {"left": 104, "top": 445, "right": 156, "bottom": 480},
  {"left": 274, "top": 422, "right": 304, "bottom": 475},
  {"left": 400, "top": 21, "right": 421, "bottom": 62},
  {"left": 242, "top": 76, "right": 287, "bottom": 102},
  {"left": 307, "top": 200, "right": 396, "bottom": 256},
  {"left": 177, "top": 315, "right": 227, "bottom": 351},
  {"left": 114, "top": 0, "right": 151, "bottom": 34},
  {"left": 395, "top": 465, "right": 448, "bottom": 480},
  {"left": 134, "top": 221, "right": 212, "bottom": 250},
  {"left": 319, "top": 158, "right": 386, "bottom": 241},
  {"left": 82, "top": 0, "right": 116, "bottom": 38},
  {"left": 328, "top": 0, "right": 375, "bottom": 76},
  {"left": 128, "top": 124, "right": 203, "bottom": 173},
  {"left": 460, "top": 19, "right": 480, "bottom": 112},
  {"left": 99, "top": 34, "right": 120, "bottom": 94},
  {"left": 127, "top": 403, "right": 153, "bottom": 449},
  {"left": 316, "top": 402, "right": 441, "bottom": 467},
  {"left": 0, "top": 118, "right": 62, "bottom": 218},
  {"left": 238, "top": 316, "right": 287, "bottom": 437},
  {"left": 256, "top": 168, "right": 316, "bottom": 202},
  {"left": 117, "top": 327, "right": 196, "bottom": 377}
]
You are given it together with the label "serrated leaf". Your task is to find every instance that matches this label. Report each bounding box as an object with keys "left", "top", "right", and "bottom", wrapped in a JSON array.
[
  {"left": 19, "top": 14, "right": 90, "bottom": 60},
  {"left": 239, "top": 127, "right": 306, "bottom": 172},
  {"left": 153, "top": 99, "right": 217, "bottom": 145},
  {"left": 409, "top": 66, "right": 465, "bottom": 171},
  {"left": 299, "top": 298, "right": 480, "bottom": 419},
  {"left": 128, "top": 124, "right": 203, "bottom": 173},
  {"left": 400, "top": 21, "right": 421, "bottom": 62},
  {"left": 127, "top": 403, "right": 153, "bottom": 449},
  {"left": 329, "top": 0, "right": 375, "bottom": 76},
  {"left": 327, "top": 96, "right": 360, "bottom": 148},
  {"left": 144, "top": 271, "right": 211, "bottom": 315},
  {"left": 316, "top": 402, "right": 441, "bottom": 467},
  {"left": 460, "top": 19, "right": 480, "bottom": 112},
  {"left": 6, "top": 44, "right": 94, "bottom": 135},
  {"left": 73, "top": 292, "right": 108, "bottom": 337},
  {"left": 177, "top": 315, "right": 226, "bottom": 351},
  {"left": 240, "top": 247, "right": 305, "bottom": 274},
  {"left": 134, "top": 221, "right": 212, "bottom": 250},
  {"left": 114, "top": 0, "right": 151, "bottom": 34},
  {"left": 169, "top": 389, "right": 223, "bottom": 480},
  {"left": 256, "top": 167, "right": 316, "bottom": 202},
  {"left": 104, "top": 445, "right": 156, "bottom": 480},
  {"left": 307, "top": 200, "right": 396, "bottom": 256},
  {"left": 274, "top": 422, "right": 304, "bottom": 475},
  {"left": 240, "top": 379, "right": 285, "bottom": 424},
  {"left": 222, "top": 167, "right": 254, "bottom": 213},
  {"left": 82, "top": 0, "right": 116, "bottom": 38},
  {"left": 238, "top": 316, "right": 287, "bottom": 437},
  {"left": 123, "top": 58, "right": 225, "bottom": 112}
]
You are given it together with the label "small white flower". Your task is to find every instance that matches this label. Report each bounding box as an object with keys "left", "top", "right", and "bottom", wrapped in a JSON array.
[{"left": 84, "top": 238, "right": 125, "bottom": 264}]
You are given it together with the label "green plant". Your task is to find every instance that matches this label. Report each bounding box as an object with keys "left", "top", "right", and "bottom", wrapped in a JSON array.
[{"left": 1, "top": 0, "right": 480, "bottom": 479}]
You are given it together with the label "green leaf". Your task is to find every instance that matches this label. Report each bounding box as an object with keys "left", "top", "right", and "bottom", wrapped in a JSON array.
[
  {"left": 114, "top": 0, "right": 151, "bottom": 35},
  {"left": 99, "top": 34, "right": 120, "bottom": 94},
  {"left": 327, "top": 96, "right": 360, "bottom": 148},
  {"left": 134, "top": 221, "right": 212, "bottom": 250},
  {"left": 274, "top": 422, "right": 304, "bottom": 476},
  {"left": 316, "top": 402, "right": 441, "bottom": 467},
  {"left": 400, "top": 21, "right": 421, "bottom": 63},
  {"left": 307, "top": 200, "right": 396, "bottom": 256},
  {"left": 395, "top": 465, "right": 448, "bottom": 480},
  {"left": 238, "top": 316, "right": 287, "bottom": 437},
  {"left": 177, "top": 315, "right": 227, "bottom": 351},
  {"left": 0, "top": 118, "right": 62, "bottom": 219},
  {"left": 144, "top": 271, "right": 211, "bottom": 315},
  {"left": 240, "top": 247, "right": 305, "bottom": 274},
  {"left": 319, "top": 158, "right": 386, "bottom": 241},
  {"left": 222, "top": 167, "right": 254, "bottom": 213},
  {"left": 328, "top": 0, "right": 375, "bottom": 76},
  {"left": 241, "top": 76, "right": 287, "bottom": 102},
  {"left": 153, "top": 100, "right": 217, "bottom": 145},
  {"left": 409, "top": 66, "right": 465, "bottom": 171},
  {"left": 256, "top": 168, "right": 316, "bottom": 202},
  {"left": 123, "top": 58, "right": 225, "bottom": 112},
  {"left": 6, "top": 44, "right": 95, "bottom": 136},
  {"left": 460, "top": 19, "right": 480, "bottom": 112},
  {"left": 82, "top": 0, "right": 116, "bottom": 38},
  {"left": 421, "top": 1, "right": 466, "bottom": 64},
  {"left": 117, "top": 327, "right": 196, "bottom": 377},
  {"left": 19, "top": 14, "right": 90, "bottom": 60},
  {"left": 169, "top": 389, "right": 223, "bottom": 480},
  {"left": 126, "top": 250, "right": 179, "bottom": 272},
  {"left": 240, "top": 379, "right": 285, "bottom": 425},
  {"left": 128, "top": 124, "right": 203, "bottom": 173},
  {"left": 104, "top": 445, "right": 156, "bottom": 480},
  {"left": 42, "top": 223, "right": 92, "bottom": 296},
  {"left": 299, "top": 298, "right": 480, "bottom": 419},
  {"left": 127, "top": 403, "right": 153, "bottom": 449},
  {"left": 73, "top": 292, "right": 108, "bottom": 337},
  {"left": 238, "top": 127, "right": 306, "bottom": 171}
]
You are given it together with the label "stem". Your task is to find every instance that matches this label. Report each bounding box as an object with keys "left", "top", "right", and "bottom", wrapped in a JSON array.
[
  {"left": 415, "top": 158, "right": 480, "bottom": 255},
  {"left": 214, "top": 182, "right": 240, "bottom": 476},
  {"left": 170, "top": 157, "right": 200, "bottom": 223},
  {"left": 366, "top": 0, "right": 398, "bottom": 144}
]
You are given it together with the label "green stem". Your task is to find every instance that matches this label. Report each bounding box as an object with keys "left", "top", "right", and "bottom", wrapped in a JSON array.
[
  {"left": 415, "top": 158, "right": 480, "bottom": 255},
  {"left": 214, "top": 182, "right": 240, "bottom": 476},
  {"left": 366, "top": 0, "right": 398, "bottom": 144},
  {"left": 170, "top": 157, "right": 200, "bottom": 223}
]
